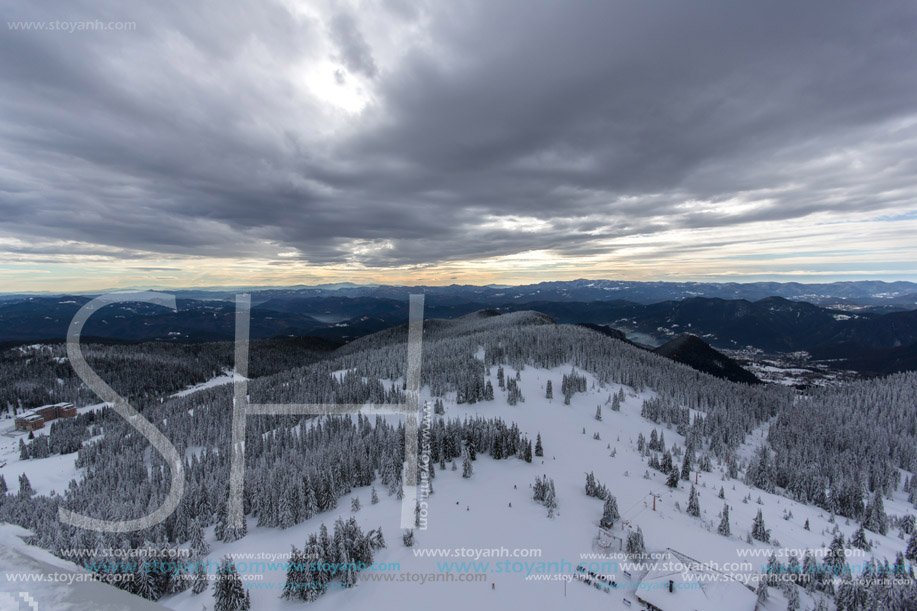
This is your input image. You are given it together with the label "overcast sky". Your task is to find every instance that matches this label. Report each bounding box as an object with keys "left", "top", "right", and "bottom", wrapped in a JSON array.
[{"left": 1, "top": 0, "right": 916, "bottom": 291}]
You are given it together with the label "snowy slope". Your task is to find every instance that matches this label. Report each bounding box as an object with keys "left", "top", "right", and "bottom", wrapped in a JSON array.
[
  {"left": 0, "top": 523, "right": 169, "bottom": 610},
  {"left": 0, "top": 405, "right": 104, "bottom": 497},
  {"left": 155, "top": 363, "right": 913, "bottom": 611},
  {"left": 170, "top": 372, "right": 235, "bottom": 398}
]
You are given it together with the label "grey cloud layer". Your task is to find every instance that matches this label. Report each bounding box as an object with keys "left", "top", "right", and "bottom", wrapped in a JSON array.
[{"left": 1, "top": 0, "right": 916, "bottom": 268}]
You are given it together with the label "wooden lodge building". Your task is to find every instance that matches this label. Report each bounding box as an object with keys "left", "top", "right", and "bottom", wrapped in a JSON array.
[{"left": 14, "top": 402, "right": 77, "bottom": 432}]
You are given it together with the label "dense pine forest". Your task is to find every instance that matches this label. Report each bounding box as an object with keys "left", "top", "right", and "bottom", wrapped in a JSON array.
[{"left": 0, "top": 337, "right": 340, "bottom": 415}]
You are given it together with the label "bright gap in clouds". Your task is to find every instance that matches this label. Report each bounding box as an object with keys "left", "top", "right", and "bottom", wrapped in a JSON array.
[{"left": 297, "top": 57, "right": 373, "bottom": 114}]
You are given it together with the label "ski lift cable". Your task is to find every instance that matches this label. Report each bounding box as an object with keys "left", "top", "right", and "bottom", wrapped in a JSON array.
[{"left": 620, "top": 492, "right": 653, "bottom": 520}]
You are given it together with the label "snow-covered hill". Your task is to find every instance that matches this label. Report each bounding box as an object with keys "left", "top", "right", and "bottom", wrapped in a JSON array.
[
  {"left": 2, "top": 314, "right": 915, "bottom": 610},
  {"left": 156, "top": 362, "right": 911, "bottom": 611}
]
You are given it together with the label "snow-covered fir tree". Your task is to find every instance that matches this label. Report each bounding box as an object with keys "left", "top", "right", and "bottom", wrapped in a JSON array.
[
  {"left": 718, "top": 503, "right": 731, "bottom": 536},
  {"left": 666, "top": 469, "right": 680, "bottom": 488},
  {"left": 462, "top": 454, "right": 473, "bottom": 478},
  {"left": 625, "top": 527, "right": 646, "bottom": 559},
  {"left": 850, "top": 524, "right": 871, "bottom": 551},
  {"left": 907, "top": 531, "right": 917, "bottom": 561},
  {"left": 191, "top": 561, "right": 209, "bottom": 595},
  {"left": 687, "top": 485, "right": 701, "bottom": 517},
  {"left": 214, "top": 557, "right": 250, "bottom": 611},
  {"left": 862, "top": 491, "right": 889, "bottom": 535},
  {"left": 601, "top": 495, "right": 620, "bottom": 528},
  {"left": 751, "top": 509, "right": 770, "bottom": 543}
]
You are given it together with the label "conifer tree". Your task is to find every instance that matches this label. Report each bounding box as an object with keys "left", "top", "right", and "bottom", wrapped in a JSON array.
[
  {"left": 191, "top": 560, "right": 209, "bottom": 595},
  {"left": 279, "top": 486, "right": 296, "bottom": 528},
  {"left": 851, "top": 524, "right": 871, "bottom": 551},
  {"left": 785, "top": 585, "right": 799, "bottom": 611},
  {"left": 217, "top": 505, "right": 247, "bottom": 543},
  {"left": 601, "top": 495, "right": 620, "bottom": 528},
  {"left": 718, "top": 503, "right": 731, "bottom": 536},
  {"left": 666, "top": 469, "right": 679, "bottom": 488},
  {"left": 462, "top": 455, "right": 473, "bottom": 478},
  {"left": 680, "top": 452, "right": 691, "bottom": 481},
  {"left": 824, "top": 534, "right": 849, "bottom": 579},
  {"left": 661, "top": 451, "right": 674, "bottom": 474},
  {"left": 369, "top": 527, "right": 386, "bottom": 550},
  {"left": 751, "top": 509, "right": 770, "bottom": 543},
  {"left": 214, "top": 557, "right": 250, "bottom": 611},
  {"left": 687, "top": 485, "right": 701, "bottom": 517},
  {"left": 132, "top": 563, "right": 160, "bottom": 601},
  {"left": 337, "top": 539, "right": 357, "bottom": 588},
  {"left": 18, "top": 473, "right": 33, "bottom": 497},
  {"left": 544, "top": 486, "right": 557, "bottom": 518},
  {"left": 905, "top": 531, "right": 917, "bottom": 561},
  {"left": 863, "top": 491, "right": 888, "bottom": 535},
  {"left": 303, "top": 478, "right": 318, "bottom": 520},
  {"left": 282, "top": 546, "right": 307, "bottom": 600},
  {"left": 625, "top": 527, "right": 645, "bottom": 558},
  {"left": 189, "top": 519, "right": 209, "bottom": 556}
]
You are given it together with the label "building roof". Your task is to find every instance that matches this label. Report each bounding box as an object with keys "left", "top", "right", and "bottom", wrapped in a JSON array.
[
  {"left": 636, "top": 548, "right": 757, "bottom": 611},
  {"left": 15, "top": 402, "right": 77, "bottom": 426}
]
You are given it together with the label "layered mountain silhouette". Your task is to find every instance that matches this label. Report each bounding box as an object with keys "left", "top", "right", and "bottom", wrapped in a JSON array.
[
  {"left": 1, "top": 289, "right": 915, "bottom": 377},
  {"left": 653, "top": 334, "right": 761, "bottom": 385}
]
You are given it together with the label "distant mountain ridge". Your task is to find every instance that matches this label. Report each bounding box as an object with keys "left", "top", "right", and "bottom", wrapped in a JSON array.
[
  {"left": 5, "top": 278, "right": 917, "bottom": 308},
  {"left": 653, "top": 334, "right": 761, "bottom": 385},
  {"left": 1, "top": 289, "right": 916, "bottom": 377}
]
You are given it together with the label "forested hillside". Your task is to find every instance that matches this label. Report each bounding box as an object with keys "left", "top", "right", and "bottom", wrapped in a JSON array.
[{"left": 0, "top": 311, "right": 915, "bottom": 610}]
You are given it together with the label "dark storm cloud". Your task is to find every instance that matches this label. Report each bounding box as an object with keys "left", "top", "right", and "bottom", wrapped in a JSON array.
[
  {"left": 328, "top": 11, "right": 378, "bottom": 79},
  {"left": 0, "top": 0, "right": 916, "bottom": 268}
]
